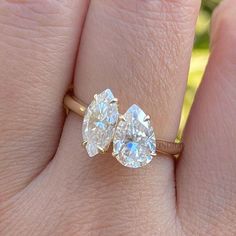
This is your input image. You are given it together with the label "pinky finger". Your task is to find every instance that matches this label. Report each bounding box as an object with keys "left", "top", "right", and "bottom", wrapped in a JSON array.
[{"left": 177, "top": 0, "right": 236, "bottom": 234}]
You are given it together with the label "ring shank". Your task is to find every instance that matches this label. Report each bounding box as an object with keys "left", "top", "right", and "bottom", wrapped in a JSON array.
[
  {"left": 64, "top": 94, "right": 183, "bottom": 159},
  {"left": 64, "top": 94, "right": 86, "bottom": 116}
]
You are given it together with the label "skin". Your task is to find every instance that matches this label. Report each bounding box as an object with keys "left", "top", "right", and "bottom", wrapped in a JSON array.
[{"left": 0, "top": 0, "right": 235, "bottom": 235}]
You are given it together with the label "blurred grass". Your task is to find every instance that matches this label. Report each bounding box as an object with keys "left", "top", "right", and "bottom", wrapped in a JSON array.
[{"left": 179, "top": 0, "right": 221, "bottom": 137}]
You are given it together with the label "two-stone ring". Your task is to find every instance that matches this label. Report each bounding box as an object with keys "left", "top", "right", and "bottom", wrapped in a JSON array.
[{"left": 64, "top": 89, "right": 183, "bottom": 168}]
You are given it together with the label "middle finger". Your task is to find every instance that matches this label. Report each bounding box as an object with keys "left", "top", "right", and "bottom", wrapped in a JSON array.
[{"left": 52, "top": 0, "right": 200, "bottom": 234}]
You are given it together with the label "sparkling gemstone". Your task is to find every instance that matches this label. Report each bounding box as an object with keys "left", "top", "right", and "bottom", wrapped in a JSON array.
[
  {"left": 113, "top": 104, "right": 156, "bottom": 168},
  {"left": 82, "top": 89, "right": 119, "bottom": 157}
]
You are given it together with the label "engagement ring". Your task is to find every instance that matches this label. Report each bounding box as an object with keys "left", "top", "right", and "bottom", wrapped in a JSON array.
[{"left": 64, "top": 89, "right": 183, "bottom": 168}]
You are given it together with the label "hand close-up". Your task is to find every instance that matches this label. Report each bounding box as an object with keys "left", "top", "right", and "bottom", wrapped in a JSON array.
[{"left": 0, "top": 0, "right": 235, "bottom": 235}]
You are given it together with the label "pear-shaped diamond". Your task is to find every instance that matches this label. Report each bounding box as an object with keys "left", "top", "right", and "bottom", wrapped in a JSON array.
[
  {"left": 113, "top": 105, "right": 156, "bottom": 168},
  {"left": 82, "top": 89, "right": 119, "bottom": 157}
]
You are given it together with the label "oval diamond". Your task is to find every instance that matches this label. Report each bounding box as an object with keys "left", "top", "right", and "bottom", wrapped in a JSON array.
[
  {"left": 113, "top": 105, "right": 156, "bottom": 168},
  {"left": 82, "top": 89, "right": 119, "bottom": 157}
]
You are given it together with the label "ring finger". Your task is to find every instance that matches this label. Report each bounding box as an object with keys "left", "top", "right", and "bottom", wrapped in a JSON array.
[{"left": 47, "top": 0, "right": 200, "bottom": 234}]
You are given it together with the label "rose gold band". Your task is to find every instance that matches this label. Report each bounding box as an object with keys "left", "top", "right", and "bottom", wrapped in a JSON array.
[{"left": 64, "top": 94, "right": 184, "bottom": 159}]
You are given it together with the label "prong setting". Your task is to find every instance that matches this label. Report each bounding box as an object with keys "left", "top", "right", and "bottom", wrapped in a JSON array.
[
  {"left": 110, "top": 98, "right": 118, "bottom": 104},
  {"left": 82, "top": 141, "right": 87, "bottom": 147},
  {"left": 119, "top": 115, "right": 126, "bottom": 122},
  {"left": 143, "top": 115, "right": 150, "bottom": 122},
  {"left": 112, "top": 151, "right": 118, "bottom": 157},
  {"left": 94, "top": 94, "right": 98, "bottom": 100},
  {"left": 98, "top": 146, "right": 105, "bottom": 154}
]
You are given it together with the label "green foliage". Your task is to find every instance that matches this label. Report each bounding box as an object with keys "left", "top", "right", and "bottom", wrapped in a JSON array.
[
  {"left": 201, "top": 0, "right": 221, "bottom": 14},
  {"left": 194, "top": 0, "right": 221, "bottom": 49}
]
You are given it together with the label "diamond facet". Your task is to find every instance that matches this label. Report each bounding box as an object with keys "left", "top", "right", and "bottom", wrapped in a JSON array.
[
  {"left": 113, "top": 104, "right": 156, "bottom": 168},
  {"left": 82, "top": 89, "right": 119, "bottom": 157}
]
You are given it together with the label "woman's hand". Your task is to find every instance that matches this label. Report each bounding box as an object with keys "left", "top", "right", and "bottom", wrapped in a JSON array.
[{"left": 0, "top": 0, "right": 235, "bottom": 235}]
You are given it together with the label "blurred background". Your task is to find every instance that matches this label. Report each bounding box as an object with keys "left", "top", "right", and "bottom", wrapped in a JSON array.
[{"left": 179, "top": 0, "right": 221, "bottom": 136}]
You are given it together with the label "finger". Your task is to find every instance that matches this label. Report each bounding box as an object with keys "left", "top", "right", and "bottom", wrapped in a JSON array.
[
  {"left": 48, "top": 0, "right": 200, "bottom": 234},
  {"left": 177, "top": 0, "right": 236, "bottom": 234},
  {"left": 0, "top": 0, "right": 89, "bottom": 200}
]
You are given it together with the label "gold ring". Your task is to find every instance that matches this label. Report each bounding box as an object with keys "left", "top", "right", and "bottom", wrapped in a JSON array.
[{"left": 64, "top": 89, "right": 183, "bottom": 168}]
